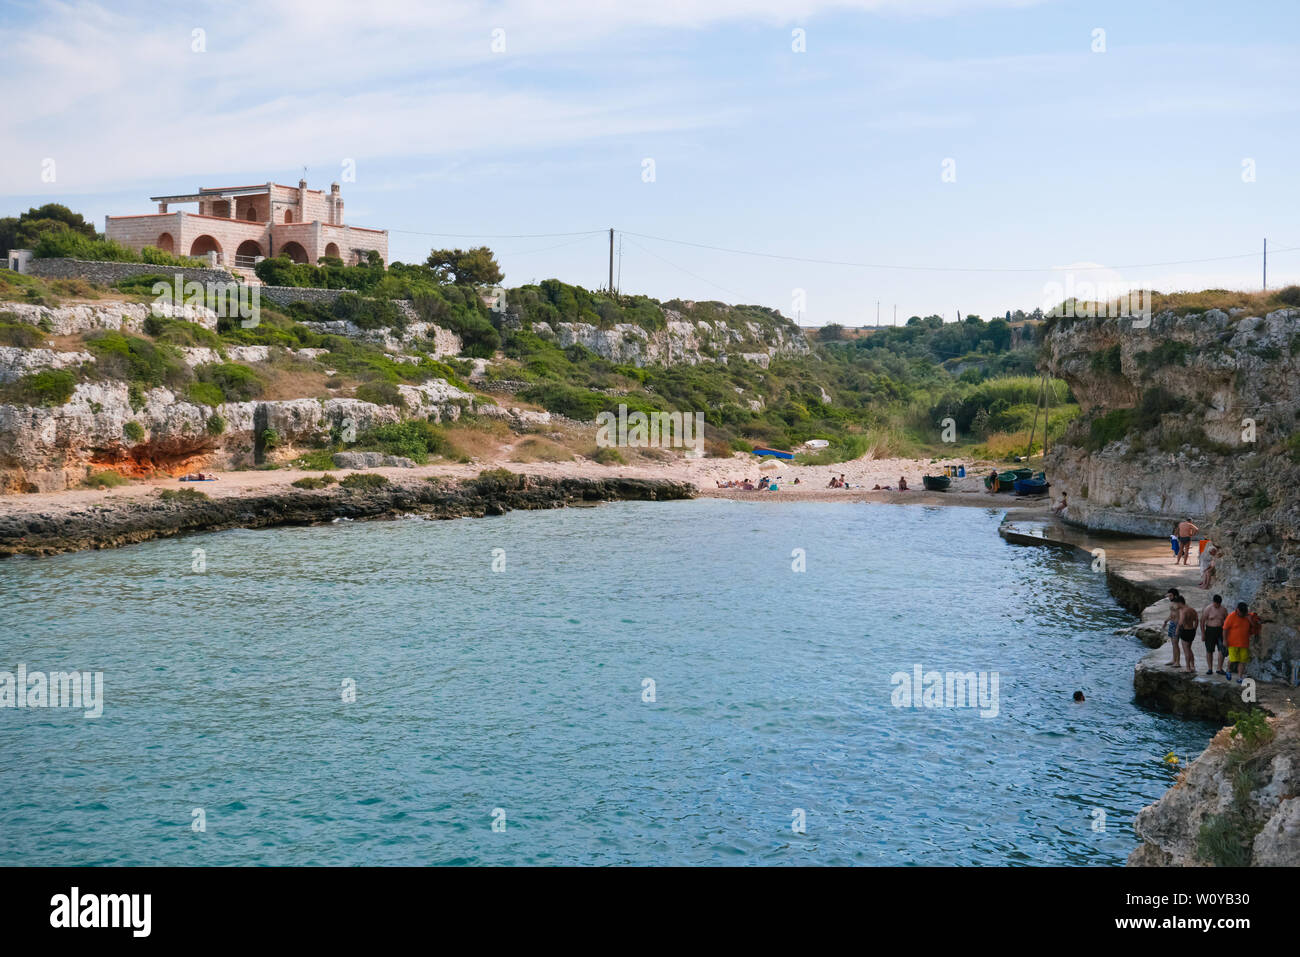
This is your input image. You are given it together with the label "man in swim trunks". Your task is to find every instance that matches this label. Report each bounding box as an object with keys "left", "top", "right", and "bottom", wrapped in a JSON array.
[
  {"left": 1173, "top": 596, "right": 1198, "bottom": 672},
  {"left": 1165, "top": 589, "right": 1183, "bottom": 667},
  {"left": 1223, "top": 602, "right": 1253, "bottom": 684},
  {"left": 1200, "top": 594, "right": 1228, "bottom": 676},
  {"left": 1176, "top": 518, "right": 1199, "bottom": 565}
]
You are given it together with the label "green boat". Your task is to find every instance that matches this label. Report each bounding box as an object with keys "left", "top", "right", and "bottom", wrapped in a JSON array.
[
  {"left": 1012, "top": 467, "right": 1034, "bottom": 480},
  {"left": 922, "top": 475, "right": 951, "bottom": 491},
  {"left": 985, "top": 470, "right": 1020, "bottom": 491}
]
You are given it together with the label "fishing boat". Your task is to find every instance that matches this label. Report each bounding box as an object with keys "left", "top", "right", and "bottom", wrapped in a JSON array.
[
  {"left": 985, "top": 469, "right": 1020, "bottom": 491},
  {"left": 1013, "top": 473, "right": 1050, "bottom": 496},
  {"left": 1011, "top": 467, "right": 1034, "bottom": 480},
  {"left": 751, "top": 448, "right": 794, "bottom": 460},
  {"left": 922, "top": 475, "right": 951, "bottom": 491}
]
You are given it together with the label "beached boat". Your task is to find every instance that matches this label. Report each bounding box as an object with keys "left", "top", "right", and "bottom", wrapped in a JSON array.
[
  {"left": 1013, "top": 474, "right": 1050, "bottom": 496},
  {"left": 1011, "top": 467, "right": 1034, "bottom": 480},
  {"left": 984, "top": 470, "right": 1020, "bottom": 491},
  {"left": 751, "top": 448, "right": 794, "bottom": 460},
  {"left": 922, "top": 475, "right": 951, "bottom": 491}
]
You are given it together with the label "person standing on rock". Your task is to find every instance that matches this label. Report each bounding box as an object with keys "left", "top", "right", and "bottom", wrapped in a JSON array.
[
  {"left": 1176, "top": 518, "right": 1199, "bottom": 566},
  {"left": 1165, "top": 589, "right": 1183, "bottom": 668},
  {"left": 1200, "top": 594, "right": 1228, "bottom": 676},
  {"left": 1175, "top": 596, "right": 1199, "bottom": 672},
  {"left": 1223, "top": 602, "right": 1253, "bottom": 683}
]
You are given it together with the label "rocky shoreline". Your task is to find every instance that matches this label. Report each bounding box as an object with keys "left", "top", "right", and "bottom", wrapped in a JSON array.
[{"left": 0, "top": 474, "right": 696, "bottom": 558}]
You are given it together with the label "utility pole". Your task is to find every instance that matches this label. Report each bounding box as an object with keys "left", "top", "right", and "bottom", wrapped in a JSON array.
[
  {"left": 1263, "top": 238, "right": 1268, "bottom": 290},
  {"left": 893, "top": 304, "right": 897, "bottom": 326},
  {"left": 608, "top": 228, "right": 615, "bottom": 294},
  {"left": 876, "top": 301, "right": 880, "bottom": 326}
]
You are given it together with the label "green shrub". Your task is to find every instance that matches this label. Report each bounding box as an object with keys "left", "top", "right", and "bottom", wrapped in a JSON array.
[
  {"left": 261, "top": 428, "right": 280, "bottom": 451},
  {"left": 355, "top": 380, "right": 405, "bottom": 407},
  {"left": 473, "top": 467, "right": 524, "bottom": 492},
  {"left": 593, "top": 446, "right": 626, "bottom": 465},
  {"left": 206, "top": 413, "right": 226, "bottom": 436},
  {"left": 355, "top": 420, "right": 447, "bottom": 463},
  {"left": 83, "top": 468, "right": 129, "bottom": 489},
  {"left": 0, "top": 368, "right": 77, "bottom": 406},
  {"left": 291, "top": 447, "right": 339, "bottom": 470},
  {"left": 1276, "top": 284, "right": 1300, "bottom": 307},
  {"left": 123, "top": 420, "right": 145, "bottom": 442},
  {"left": 292, "top": 474, "right": 338, "bottom": 489},
  {"left": 85, "top": 330, "right": 188, "bottom": 389},
  {"left": 1135, "top": 340, "right": 1191, "bottom": 369},
  {"left": 0, "top": 319, "right": 44, "bottom": 348},
  {"left": 195, "top": 362, "right": 264, "bottom": 401},
  {"left": 187, "top": 381, "right": 225, "bottom": 407},
  {"left": 340, "top": 472, "right": 389, "bottom": 490},
  {"left": 158, "top": 487, "right": 208, "bottom": 502},
  {"left": 1085, "top": 408, "right": 1133, "bottom": 451},
  {"left": 1228, "top": 709, "right": 1274, "bottom": 748}
]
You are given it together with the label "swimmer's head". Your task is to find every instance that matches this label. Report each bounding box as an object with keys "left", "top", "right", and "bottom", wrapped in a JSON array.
[{"left": 1072, "top": 691, "right": 1085, "bottom": 702}]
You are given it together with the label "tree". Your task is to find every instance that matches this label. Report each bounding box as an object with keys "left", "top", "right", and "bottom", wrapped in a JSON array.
[
  {"left": 819, "top": 323, "right": 846, "bottom": 341},
  {"left": 424, "top": 246, "right": 503, "bottom": 286},
  {"left": 0, "top": 203, "right": 99, "bottom": 252}
]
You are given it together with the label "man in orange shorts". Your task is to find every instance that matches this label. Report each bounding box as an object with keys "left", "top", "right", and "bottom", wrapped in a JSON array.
[{"left": 1222, "top": 601, "right": 1255, "bottom": 684}]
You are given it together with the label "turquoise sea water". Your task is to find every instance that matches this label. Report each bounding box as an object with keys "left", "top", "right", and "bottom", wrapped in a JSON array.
[{"left": 0, "top": 500, "right": 1214, "bottom": 865}]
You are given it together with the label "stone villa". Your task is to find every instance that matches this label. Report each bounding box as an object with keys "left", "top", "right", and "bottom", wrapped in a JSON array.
[{"left": 105, "top": 180, "right": 388, "bottom": 269}]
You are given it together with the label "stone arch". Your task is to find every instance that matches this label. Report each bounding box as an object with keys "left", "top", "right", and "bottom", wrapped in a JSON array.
[
  {"left": 279, "top": 241, "right": 308, "bottom": 264},
  {"left": 189, "top": 234, "right": 222, "bottom": 260},
  {"left": 324, "top": 242, "right": 340, "bottom": 259},
  {"left": 235, "top": 239, "right": 263, "bottom": 263},
  {"left": 283, "top": 209, "right": 294, "bottom": 223},
  {"left": 156, "top": 232, "right": 174, "bottom": 253}
]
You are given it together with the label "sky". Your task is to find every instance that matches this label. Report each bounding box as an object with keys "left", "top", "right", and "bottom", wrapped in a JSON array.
[{"left": 1, "top": 0, "right": 1298, "bottom": 325}]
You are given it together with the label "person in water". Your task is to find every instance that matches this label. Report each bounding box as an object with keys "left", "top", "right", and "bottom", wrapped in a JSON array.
[
  {"left": 1072, "top": 691, "right": 1085, "bottom": 702},
  {"left": 1200, "top": 594, "right": 1228, "bottom": 676}
]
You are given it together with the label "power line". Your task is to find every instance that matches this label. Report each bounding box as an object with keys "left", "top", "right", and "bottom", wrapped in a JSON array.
[
  {"left": 620, "top": 229, "right": 1300, "bottom": 275},
  {"left": 621, "top": 235, "right": 743, "bottom": 298}
]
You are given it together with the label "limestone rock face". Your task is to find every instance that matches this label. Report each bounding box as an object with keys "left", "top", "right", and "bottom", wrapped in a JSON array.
[
  {"left": 1044, "top": 307, "right": 1300, "bottom": 680},
  {"left": 0, "top": 347, "right": 95, "bottom": 383},
  {"left": 0, "top": 377, "right": 479, "bottom": 492},
  {"left": 3, "top": 301, "right": 218, "bottom": 334},
  {"left": 298, "top": 314, "right": 461, "bottom": 358},
  {"left": 529, "top": 311, "right": 808, "bottom": 368},
  {"left": 1129, "top": 710, "right": 1300, "bottom": 866}
]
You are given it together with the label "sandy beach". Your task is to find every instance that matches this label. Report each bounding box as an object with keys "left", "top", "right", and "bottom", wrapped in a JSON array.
[{"left": 0, "top": 451, "right": 1044, "bottom": 518}]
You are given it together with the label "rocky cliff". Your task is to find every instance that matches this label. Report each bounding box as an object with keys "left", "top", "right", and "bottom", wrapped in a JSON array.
[
  {"left": 1043, "top": 306, "right": 1300, "bottom": 683},
  {"left": 0, "top": 301, "right": 475, "bottom": 492},
  {"left": 1129, "top": 709, "right": 1299, "bottom": 866},
  {"left": 527, "top": 309, "right": 809, "bottom": 368}
]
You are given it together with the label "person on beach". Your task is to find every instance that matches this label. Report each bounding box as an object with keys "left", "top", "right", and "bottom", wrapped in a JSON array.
[
  {"left": 1198, "top": 545, "right": 1218, "bottom": 589},
  {"left": 1165, "top": 589, "right": 1183, "bottom": 667},
  {"left": 1174, "top": 596, "right": 1199, "bottom": 672},
  {"left": 1222, "top": 602, "right": 1256, "bottom": 683},
  {"left": 1053, "top": 492, "right": 1068, "bottom": 516},
  {"left": 1200, "top": 594, "right": 1228, "bottom": 676},
  {"left": 1176, "top": 518, "right": 1199, "bottom": 565},
  {"left": 898, "top": 476, "right": 908, "bottom": 491}
]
